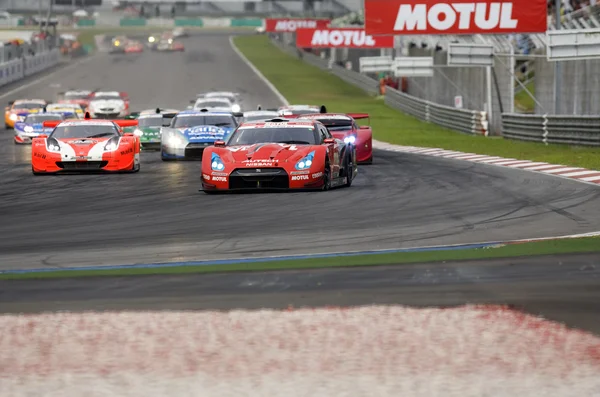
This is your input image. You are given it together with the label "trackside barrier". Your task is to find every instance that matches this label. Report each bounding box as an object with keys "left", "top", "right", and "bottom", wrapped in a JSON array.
[
  {"left": 502, "top": 113, "right": 600, "bottom": 146},
  {"left": 0, "top": 49, "right": 61, "bottom": 88},
  {"left": 386, "top": 88, "right": 489, "bottom": 135}
]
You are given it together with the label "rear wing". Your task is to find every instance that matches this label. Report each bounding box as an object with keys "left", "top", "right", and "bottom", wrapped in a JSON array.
[
  {"left": 348, "top": 113, "right": 370, "bottom": 125},
  {"left": 43, "top": 119, "right": 138, "bottom": 128}
]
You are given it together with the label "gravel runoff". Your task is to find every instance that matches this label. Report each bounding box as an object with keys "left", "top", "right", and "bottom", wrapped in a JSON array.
[{"left": 2, "top": 305, "right": 600, "bottom": 396}]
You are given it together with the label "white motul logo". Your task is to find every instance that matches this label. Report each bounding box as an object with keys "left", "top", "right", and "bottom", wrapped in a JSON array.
[
  {"left": 311, "top": 30, "right": 376, "bottom": 46},
  {"left": 275, "top": 20, "right": 317, "bottom": 31},
  {"left": 394, "top": 2, "right": 518, "bottom": 31}
]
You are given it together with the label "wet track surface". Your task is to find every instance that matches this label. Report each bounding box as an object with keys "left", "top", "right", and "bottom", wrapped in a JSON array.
[{"left": 1, "top": 32, "right": 600, "bottom": 271}]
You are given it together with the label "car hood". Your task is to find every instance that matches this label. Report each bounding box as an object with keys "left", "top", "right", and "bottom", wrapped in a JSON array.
[
  {"left": 15, "top": 122, "right": 54, "bottom": 132},
  {"left": 89, "top": 99, "right": 125, "bottom": 109},
  {"left": 218, "top": 143, "right": 314, "bottom": 164}
]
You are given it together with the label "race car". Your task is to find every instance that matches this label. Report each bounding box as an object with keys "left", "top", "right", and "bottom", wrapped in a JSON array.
[
  {"left": 296, "top": 112, "right": 373, "bottom": 164},
  {"left": 172, "top": 27, "right": 187, "bottom": 38},
  {"left": 124, "top": 40, "right": 144, "bottom": 53},
  {"left": 191, "top": 97, "right": 237, "bottom": 113},
  {"left": 201, "top": 117, "right": 357, "bottom": 193},
  {"left": 154, "top": 38, "right": 184, "bottom": 52},
  {"left": 161, "top": 110, "right": 239, "bottom": 160},
  {"left": 14, "top": 112, "right": 66, "bottom": 144},
  {"left": 198, "top": 92, "right": 243, "bottom": 112},
  {"left": 31, "top": 115, "right": 140, "bottom": 174},
  {"left": 46, "top": 103, "right": 84, "bottom": 118},
  {"left": 127, "top": 108, "right": 179, "bottom": 119},
  {"left": 277, "top": 105, "right": 321, "bottom": 117},
  {"left": 5, "top": 99, "right": 47, "bottom": 128},
  {"left": 131, "top": 108, "right": 178, "bottom": 150},
  {"left": 89, "top": 91, "right": 130, "bottom": 112},
  {"left": 110, "top": 36, "right": 129, "bottom": 53},
  {"left": 242, "top": 109, "right": 278, "bottom": 122},
  {"left": 87, "top": 91, "right": 129, "bottom": 118},
  {"left": 56, "top": 90, "right": 92, "bottom": 109}
]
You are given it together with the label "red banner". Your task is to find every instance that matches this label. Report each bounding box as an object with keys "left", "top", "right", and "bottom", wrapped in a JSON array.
[
  {"left": 364, "top": 0, "right": 547, "bottom": 35},
  {"left": 295, "top": 28, "right": 395, "bottom": 48},
  {"left": 264, "top": 18, "right": 330, "bottom": 33}
]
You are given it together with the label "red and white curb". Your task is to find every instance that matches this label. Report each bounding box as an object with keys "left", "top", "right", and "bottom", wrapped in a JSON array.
[
  {"left": 374, "top": 140, "right": 600, "bottom": 187},
  {"left": 1, "top": 305, "right": 600, "bottom": 396}
]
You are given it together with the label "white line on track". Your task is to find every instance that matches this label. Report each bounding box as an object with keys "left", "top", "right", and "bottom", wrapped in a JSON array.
[
  {"left": 228, "top": 36, "right": 289, "bottom": 106},
  {"left": 0, "top": 54, "right": 98, "bottom": 99}
]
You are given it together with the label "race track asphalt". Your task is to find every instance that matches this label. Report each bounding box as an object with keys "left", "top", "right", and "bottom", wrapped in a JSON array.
[{"left": 1, "top": 31, "right": 600, "bottom": 272}]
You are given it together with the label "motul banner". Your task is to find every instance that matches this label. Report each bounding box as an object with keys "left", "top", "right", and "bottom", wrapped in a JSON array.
[
  {"left": 295, "top": 28, "right": 394, "bottom": 48},
  {"left": 364, "top": 0, "right": 547, "bottom": 35},
  {"left": 264, "top": 18, "right": 330, "bottom": 33}
]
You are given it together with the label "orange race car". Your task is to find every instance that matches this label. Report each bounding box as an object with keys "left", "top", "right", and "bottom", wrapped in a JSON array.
[
  {"left": 5, "top": 99, "right": 47, "bottom": 129},
  {"left": 31, "top": 113, "right": 140, "bottom": 174}
]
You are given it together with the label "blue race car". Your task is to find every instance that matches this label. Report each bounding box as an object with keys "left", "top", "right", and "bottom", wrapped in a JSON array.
[
  {"left": 13, "top": 112, "right": 71, "bottom": 144},
  {"left": 160, "top": 109, "right": 238, "bottom": 160}
]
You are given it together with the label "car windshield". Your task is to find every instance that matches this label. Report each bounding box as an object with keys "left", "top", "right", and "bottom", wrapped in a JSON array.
[
  {"left": 51, "top": 124, "right": 119, "bottom": 139},
  {"left": 93, "top": 95, "right": 121, "bottom": 100},
  {"left": 227, "top": 126, "right": 317, "bottom": 145},
  {"left": 24, "top": 114, "right": 63, "bottom": 123},
  {"left": 14, "top": 102, "right": 44, "bottom": 109},
  {"left": 206, "top": 93, "right": 236, "bottom": 100},
  {"left": 64, "top": 93, "right": 89, "bottom": 100},
  {"left": 173, "top": 115, "right": 236, "bottom": 128},
  {"left": 138, "top": 116, "right": 163, "bottom": 127},
  {"left": 280, "top": 108, "right": 319, "bottom": 115},
  {"left": 315, "top": 118, "right": 353, "bottom": 131},
  {"left": 195, "top": 100, "right": 231, "bottom": 108},
  {"left": 243, "top": 115, "right": 278, "bottom": 122}
]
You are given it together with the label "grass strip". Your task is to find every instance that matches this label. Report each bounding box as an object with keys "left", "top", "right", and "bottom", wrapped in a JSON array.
[
  {"left": 233, "top": 35, "right": 600, "bottom": 170},
  {"left": 1, "top": 236, "right": 599, "bottom": 280}
]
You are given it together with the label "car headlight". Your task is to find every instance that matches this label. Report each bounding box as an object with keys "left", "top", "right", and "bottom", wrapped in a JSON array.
[
  {"left": 9, "top": 114, "right": 17, "bottom": 121},
  {"left": 134, "top": 129, "right": 143, "bottom": 136},
  {"left": 47, "top": 138, "right": 60, "bottom": 152},
  {"left": 295, "top": 150, "right": 315, "bottom": 170},
  {"left": 104, "top": 138, "right": 120, "bottom": 152},
  {"left": 24, "top": 126, "right": 34, "bottom": 133},
  {"left": 344, "top": 135, "right": 356, "bottom": 144},
  {"left": 231, "top": 104, "right": 241, "bottom": 113},
  {"left": 148, "top": 36, "right": 155, "bottom": 43},
  {"left": 211, "top": 152, "right": 225, "bottom": 171},
  {"left": 168, "top": 135, "right": 185, "bottom": 146}
]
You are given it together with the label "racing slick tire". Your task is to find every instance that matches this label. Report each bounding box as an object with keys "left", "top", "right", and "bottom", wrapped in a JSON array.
[
  {"left": 343, "top": 151, "right": 353, "bottom": 188},
  {"left": 5, "top": 123, "right": 11, "bottom": 129},
  {"left": 362, "top": 156, "right": 373, "bottom": 165},
  {"left": 321, "top": 160, "right": 331, "bottom": 191}
]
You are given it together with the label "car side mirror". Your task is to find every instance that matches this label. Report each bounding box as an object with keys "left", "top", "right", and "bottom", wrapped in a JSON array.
[
  {"left": 123, "top": 132, "right": 134, "bottom": 137},
  {"left": 360, "top": 125, "right": 370, "bottom": 129},
  {"left": 323, "top": 138, "right": 335, "bottom": 144},
  {"left": 214, "top": 140, "right": 225, "bottom": 147}
]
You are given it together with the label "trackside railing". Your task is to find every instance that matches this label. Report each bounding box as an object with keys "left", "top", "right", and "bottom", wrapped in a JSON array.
[
  {"left": 502, "top": 113, "right": 600, "bottom": 146},
  {"left": 0, "top": 49, "right": 61, "bottom": 88}
]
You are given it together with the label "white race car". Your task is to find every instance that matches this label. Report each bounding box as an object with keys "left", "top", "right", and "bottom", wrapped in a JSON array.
[
  {"left": 197, "top": 91, "right": 243, "bottom": 112},
  {"left": 87, "top": 91, "right": 128, "bottom": 119},
  {"left": 191, "top": 97, "right": 240, "bottom": 113}
]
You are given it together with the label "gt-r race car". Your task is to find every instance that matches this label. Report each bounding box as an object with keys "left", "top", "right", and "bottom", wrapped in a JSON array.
[
  {"left": 191, "top": 97, "right": 236, "bottom": 113},
  {"left": 14, "top": 112, "right": 65, "bottom": 144},
  {"left": 125, "top": 40, "right": 144, "bottom": 53},
  {"left": 154, "top": 38, "right": 184, "bottom": 52},
  {"left": 5, "top": 99, "right": 47, "bottom": 128},
  {"left": 57, "top": 90, "right": 92, "bottom": 109},
  {"left": 87, "top": 91, "right": 129, "bottom": 118},
  {"left": 201, "top": 117, "right": 357, "bottom": 193},
  {"left": 198, "top": 92, "right": 243, "bottom": 112},
  {"left": 161, "top": 110, "right": 238, "bottom": 160},
  {"left": 297, "top": 112, "right": 373, "bottom": 164},
  {"left": 31, "top": 115, "right": 140, "bottom": 174},
  {"left": 277, "top": 105, "right": 321, "bottom": 117},
  {"left": 46, "top": 103, "right": 84, "bottom": 118},
  {"left": 130, "top": 109, "right": 178, "bottom": 150}
]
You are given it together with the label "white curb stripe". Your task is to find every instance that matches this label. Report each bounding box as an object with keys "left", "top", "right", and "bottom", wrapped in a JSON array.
[
  {"left": 581, "top": 175, "right": 600, "bottom": 182},
  {"left": 524, "top": 164, "right": 566, "bottom": 171},
  {"left": 560, "top": 170, "right": 600, "bottom": 177},
  {"left": 477, "top": 158, "right": 518, "bottom": 164},
  {"left": 488, "top": 160, "right": 533, "bottom": 166},
  {"left": 542, "top": 167, "right": 582, "bottom": 174},
  {"left": 508, "top": 162, "right": 548, "bottom": 168}
]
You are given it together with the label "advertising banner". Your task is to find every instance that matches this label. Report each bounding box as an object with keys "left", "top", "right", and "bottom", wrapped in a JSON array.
[
  {"left": 295, "top": 28, "right": 395, "bottom": 48},
  {"left": 265, "top": 18, "right": 330, "bottom": 33},
  {"left": 364, "top": 0, "right": 547, "bottom": 35}
]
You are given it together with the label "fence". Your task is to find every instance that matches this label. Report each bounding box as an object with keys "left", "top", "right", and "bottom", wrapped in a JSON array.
[
  {"left": 502, "top": 114, "right": 600, "bottom": 146},
  {"left": 0, "top": 48, "right": 60, "bottom": 88}
]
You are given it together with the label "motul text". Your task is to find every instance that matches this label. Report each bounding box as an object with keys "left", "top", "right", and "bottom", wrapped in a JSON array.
[
  {"left": 265, "top": 18, "right": 330, "bottom": 33},
  {"left": 364, "top": 0, "right": 547, "bottom": 34},
  {"left": 295, "top": 28, "right": 394, "bottom": 48}
]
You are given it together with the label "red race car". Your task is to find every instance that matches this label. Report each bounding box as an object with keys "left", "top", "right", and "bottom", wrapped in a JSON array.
[
  {"left": 57, "top": 90, "right": 93, "bottom": 110},
  {"left": 296, "top": 112, "right": 373, "bottom": 164},
  {"left": 201, "top": 117, "right": 357, "bottom": 193},
  {"left": 124, "top": 40, "right": 144, "bottom": 53},
  {"left": 31, "top": 113, "right": 140, "bottom": 174}
]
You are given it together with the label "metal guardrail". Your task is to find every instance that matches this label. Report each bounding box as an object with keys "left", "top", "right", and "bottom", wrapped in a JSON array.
[
  {"left": 0, "top": 49, "right": 60, "bottom": 88},
  {"left": 502, "top": 113, "right": 600, "bottom": 146},
  {"left": 385, "top": 88, "right": 488, "bottom": 135}
]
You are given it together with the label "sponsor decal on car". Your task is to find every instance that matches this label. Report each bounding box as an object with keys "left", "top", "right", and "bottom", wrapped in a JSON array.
[
  {"left": 265, "top": 18, "right": 330, "bottom": 32},
  {"left": 244, "top": 162, "right": 276, "bottom": 167},
  {"left": 363, "top": 0, "right": 546, "bottom": 35},
  {"left": 202, "top": 174, "right": 210, "bottom": 180},
  {"left": 211, "top": 172, "right": 228, "bottom": 176},
  {"left": 291, "top": 170, "right": 310, "bottom": 175},
  {"left": 212, "top": 176, "right": 227, "bottom": 182},
  {"left": 295, "top": 28, "right": 394, "bottom": 48},
  {"left": 291, "top": 175, "right": 310, "bottom": 181},
  {"left": 312, "top": 172, "right": 323, "bottom": 178},
  {"left": 70, "top": 139, "right": 98, "bottom": 144}
]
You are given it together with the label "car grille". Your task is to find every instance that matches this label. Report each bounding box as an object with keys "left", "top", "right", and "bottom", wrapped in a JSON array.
[
  {"left": 184, "top": 143, "right": 211, "bottom": 159},
  {"left": 56, "top": 161, "right": 108, "bottom": 170},
  {"left": 141, "top": 142, "right": 161, "bottom": 150},
  {"left": 95, "top": 112, "right": 119, "bottom": 119},
  {"left": 229, "top": 168, "right": 289, "bottom": 190}
]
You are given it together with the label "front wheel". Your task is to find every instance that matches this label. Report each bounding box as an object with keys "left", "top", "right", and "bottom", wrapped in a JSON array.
[
  {"left": 344, "top": 151, "right": 353, "bottom": 187},
  {"left": 321, "top": 161, "right": 331, "bottom": 191}
]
